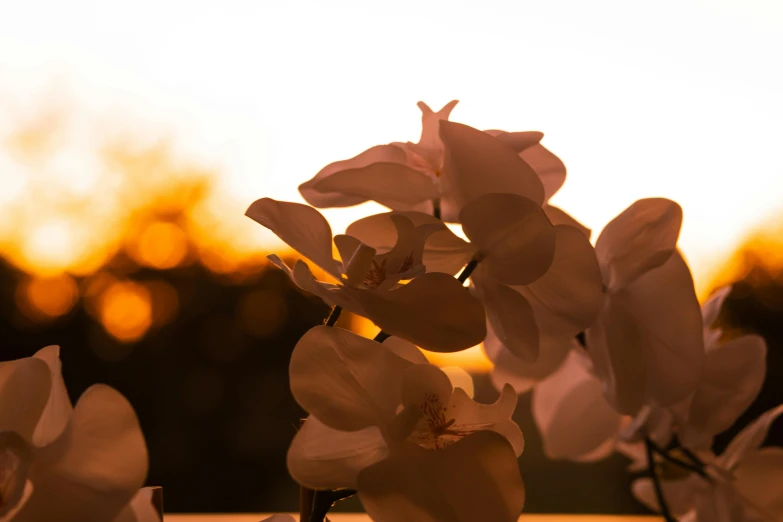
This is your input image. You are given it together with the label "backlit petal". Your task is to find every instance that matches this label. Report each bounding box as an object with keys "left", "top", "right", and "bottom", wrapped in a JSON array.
[
  {"left": 515, "top": 225, "right": 604, "bottom": 343},
  {"left": 347, "top": 273, "right": 486, "bottom": 353},
  {"left": 287, "top": 416, "right": 388, "bottom": 489},
  {"left": 718, "top": 404, "right": 783, "bottom": 471},
  {"left": 595, "top": 198, "right": 683, "bottom": 291},
  {"left": 358, "top": 432, "right": 525, "bottom": 522},
  {"left": 532, "top": 351, "right": 621, "bottom": 461},
  {"left": 246, "top": 198, "right": 341, "bottom": 278},
  {"left": 0, "top": 432, "right": 32, "bottom": 517},
  {"left": 460, "top": 193, "right": 555, "bottom": 286},
  {"left": 299, "top": 144, "right": 410, "bottom": 207},
  {"left": 519, "top": 144, "right": 567, "bottom": 201},
  {"left": 32, "top": 346, "right": 73, "bottom": 447},
  {"left": 111, "top": 488, "right": 162, "bottom": 522},
  {"left": 14, "top": 385, "right": 148, "bottom": 522},
  {"left": 733, "top": 447, "right": 783, "bottom": 518},
  {"left": 449, "top": 385, "right": 524, "bottom": 456},
  {"left": 587, "top": 252, "right": 703, "bottom": 414},
  {"left": 440, "top": 121, "right": 545, "bottom": 212},
  {"left": 543, "top": 205, "right": 591, "bottom": 239},
  {"left": 0, "top": 357, "right": 51, "bottom": 442},
  {"left": 290, "top": 326, "right": 412, "bottom": 431}
]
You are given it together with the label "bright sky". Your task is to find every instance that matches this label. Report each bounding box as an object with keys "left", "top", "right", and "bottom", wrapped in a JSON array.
[{"left": 1, "top": 0, "right": 782, "bottom": 293}]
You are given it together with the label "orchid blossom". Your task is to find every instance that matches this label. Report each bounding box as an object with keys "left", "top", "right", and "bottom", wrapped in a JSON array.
[
  {"left": 286, "top": 326, "right": 525, "bottom": 522},
  {"left": 299, "top": 100, "right": 569, "bottom": 222},
  {"left": 0, "top": 346, "right": 152, "bottom": 522},
  {"left": 347, "top": 192, "right": 603, "bottom": 361},
  {"left": 245, "top": 197, "right": 486, "bottom": 352}
]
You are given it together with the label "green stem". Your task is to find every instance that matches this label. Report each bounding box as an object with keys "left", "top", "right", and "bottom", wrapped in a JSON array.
[{"left": 645, "top": 438, "right": 677, "bottom": 522}]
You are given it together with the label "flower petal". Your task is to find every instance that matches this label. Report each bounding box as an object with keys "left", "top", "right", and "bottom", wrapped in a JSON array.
[
  {"left": 587, "top": 252, "right": 704, "bottom": 414},
  {"left": 32, "top": 346, "right": 73, "bottom": 447},
  {"left": 449, "top": 385, "right": 524, "bottom": 456},
  {"left": 543, "top": 205, "right": 591, "bottom": 239},
  {"left": 313, "top": 162, "right": 440, "bottom": 210},
  {"left": 287, "top": 415, "right": 388, "bottom": 489},
  {"left": 680, "top": 334, "right": 766, "bottom": 448},
  {"left": 357, "top": 431, "right": 525, "bottom": 522},
  {"left": 718, "top": 404, "right": 783, "bottom": 471},
  {"left": 514, "top": 225, "right": 604, "bottom": 343},
  {"left": 290, "top": 326, "right": 413, "bottom": 431},
  {"left": 532, "top": 350, "right": 621, "bottom": 461},
  {"left": 0, "top": 432, "right": 32, "bottom": 517},
  {"left": 472, "top": 267, "right": 539, "bottom": 362},
  {"left": 246, "top": 198, "right": 341, "bottom": 278},
  {"left": 440, "top": 121, "right": 545, "bottom": 212},
  {"left": 733, "top": 447, "right": 783, "bottom": 519},
  {"left": 346, "top": 211, "right": 475, "bottom": 276},
  {"left": 347, "top": 273, "right": 486, "bottom": 353},
  {"left": 382, "top": 337, "right": 428, "bottom": 365},
  {"left": 595, "top": 198, "right": 683, "bottom": 291},
  {"left": 701, "top": 285, "right": 732, "bottom": 330},
  {"left": 483, "top": 130, "right": 543, "bottom": 152},
  {"left": 14, "top": 385, "right": 148, "bottom": 522},
  {"left": 460, "top": 193, "right": 555, "bottom": 286},
  {"left": 631, "top": 476, "right": 702, "bottom": 516},
  {"left": 111, "top": 488, "right": 162, "bottom": 522},
  {"left": 519, "top": 144, "right": 567, "bottom": 201},
  {"left": 299, "top": 144, "right": 410, "bottom": 207},
  {"left": 414, "top": 100, "right": 459, "bottom": 167},
  {"left": 0, "top": 357, "right": 51, "bottom": 442},
  {"left": 485, "top": 326, "right": 574, "bottom": 395}
]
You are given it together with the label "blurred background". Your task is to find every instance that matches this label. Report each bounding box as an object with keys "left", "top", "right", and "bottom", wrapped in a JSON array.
[{"left": 1, "top": 0, "right": 782, "bottom": 514}]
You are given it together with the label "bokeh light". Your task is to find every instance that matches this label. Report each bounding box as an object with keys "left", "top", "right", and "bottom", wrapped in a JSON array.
[
  {"left": 98, "top": 280, "right": 153, "bottom": 343},
  {"left": 15, "top": 274, "right": 78, "bottom": 321}
]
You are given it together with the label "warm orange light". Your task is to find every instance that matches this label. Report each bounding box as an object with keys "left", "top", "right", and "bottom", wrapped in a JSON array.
[
  {"left": 98, "top": 281, "right": 153, "bottom": 343},
  {"left": 238, "top": 289, "right": 288, "bottom": 337},
  {"left": 16, "top": 274, "right": 79, "bottom": 320},
  {"left": 145, "top": 280, "right": 180, "bottom": 327},
  {"left": 130, "top": 221, "right": 189, "bottom": 269}
]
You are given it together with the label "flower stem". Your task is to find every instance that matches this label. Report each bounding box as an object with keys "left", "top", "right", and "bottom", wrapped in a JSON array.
[
  {"left": 432, "top": 198, "right": 441, "bottom": 220},
  {"left": 374, "top": 330, "right": 391, "bottom": 342},
  {"left": 309, "top": 489, "right": 358, "bottom": 522},
  {"left": 645, "top": 438, "right": 677, "bottom": 522},
  {"left": 324, "top": 305, "right": 342, "bottom": 327},
  {"left": 647, "top": 439, "right": 709, "bottom": 478},
  {"left": 457, "top": 258, "right": 479, "bottom": 283}
]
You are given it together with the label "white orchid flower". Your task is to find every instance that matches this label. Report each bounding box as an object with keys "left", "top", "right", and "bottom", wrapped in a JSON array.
[
  {"left": 347, "top": 192, "right": 603, "bottom": 362},
  {"left": 245, "top": 198, "right": 486, "bottom": 353},
  {"left": 0, "top": 346, "right": 151, "bottom": 522},
  {"left": 586, "top": 198, "right": 705, "bottom": 415},
  {"left": 286, "top": 326, "right": 525, "bottom": 522},
  {"left": 633, "top": 404, "right": 783, "bottom": 521},
  {"left": 299, "top": 100, "right": 568, "bottom": 221}
]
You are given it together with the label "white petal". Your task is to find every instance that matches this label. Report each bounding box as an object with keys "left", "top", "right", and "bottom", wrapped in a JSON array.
[
  {"left": 312, "top": 162, "right": 440, "bottom": 210},
  {"left": 0, "top": 357, "right": 51, "bottom": 442},
  {"left": 299, "top": 144, "right": 411, "bottom": 207},
  {"left": 245, "top": 198, "right": 341, "bottom": 278},
  {"left": 382, "top": 337, "right": 428, "bottom": 364},
  {"left": 111, "top": 488, "right": 162, "bottom": 522},
  {"left": 460, "top": 193, "right": 555, "bottom": 286},
  {"left": 289, "top": 326, "right": 413, "bottom": 431},
  {"left": 287, "top": 416, "right": 388, "bottom": 489},
  {"left": 519, "top": 144, "right": 566, "bottom": 201},
  {"left": 32, "top": 346, "right": 73, "bottom": 447},
  {"left": 718, "top": 404, "right": 783, "bottom": 471},
  {"left": 587, "top": 252, "right": 704, "bottom": 414},
  {"left": 631, "top": 476, "right": 702, "bottom": 516},
  {"left": 440, "top": 121, "right": 545, "bottom": 212},
  {"left": 448, "top": 385, "right": 524, "bottom": 456},
  {"left": 358, "top": 432, "right": 525, "bottom": 522},
  {"left": 14, "top": 385, "right": 148, "bottom": 522},
  {"left": 733, "top": 447, "right": 783, "bottom": 519},
  {"left": 416, "top": 100, "right": 459, "bottom": 166},
  {"left": 680, "top": 334, "right": 766, "bottom": 448},
  {"left": 347, "top": 273, "right": 486, "bottom": 353},
  {"left": 515, "top": 225, "right": 604, "bottom": 343},
  {"left": 532, "top": 351, "right": 621, "bottom": 461},
  {"left": 543, "top": 205, "right": 591, "bottom": 239},
  {"left": 486, "top": 327, "right": 574, "bottom": 395},
  {"left": 595, "top": 198, "right": 683, "bottom": 291},
  {"left": 701, "top": 285, "right": 732, "bottom": 329},
  {"left": 289, "top": 260, "right": 357, "bottom": 311},
  {"left": 483, "top": 129, "right": 543, "bottom": 152},
  {"left": 346, "top": 211, "right": 475, "bottom": 276},
  {"left": 0, "top": 432, "right": 32, "bottom": 517},
  {"left": 472, "top": 269, "right": 539, "bottom": 362}
]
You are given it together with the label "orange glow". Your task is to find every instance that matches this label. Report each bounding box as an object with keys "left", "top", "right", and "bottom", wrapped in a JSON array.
[
  {"left": 98, "top": 281, "right": 153, "bottom": 343},
  {"left": 145, "top": 280, "right": 180, "bottom": 327},
  {"left": 129, "top": 221, "right": 189, "bottom": 269},
  {"left": 238, "top": 289, "right": 288, "bottom": 337},
  {"left": 16, "top": 274, "right": 79, "bottom": 320}
]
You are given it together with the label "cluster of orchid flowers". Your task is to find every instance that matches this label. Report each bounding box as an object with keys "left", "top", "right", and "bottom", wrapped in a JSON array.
[
  {"left": 2, "top": 100, "right": 781, "bottom": 522},
  {"left": 249, "top": 101, "right": 783, "bottom": 522}
]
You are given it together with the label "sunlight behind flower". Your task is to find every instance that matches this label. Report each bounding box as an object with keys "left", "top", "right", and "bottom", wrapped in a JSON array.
[{"left": 99, "top": 281, "right": 153, "bottom": 343}]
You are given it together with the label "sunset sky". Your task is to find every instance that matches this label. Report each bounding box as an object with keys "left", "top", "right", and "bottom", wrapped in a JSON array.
[{"left": 1, "top": 0, "right": 782, "bottom": 294}]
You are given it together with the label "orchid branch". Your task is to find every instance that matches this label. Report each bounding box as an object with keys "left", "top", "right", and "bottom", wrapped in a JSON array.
[
  {"left": 645, "top": 437, "right": 677, "bottom": 522},
  {"left": 647, "top": 439, "right": 709, "bottom": 479}
]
